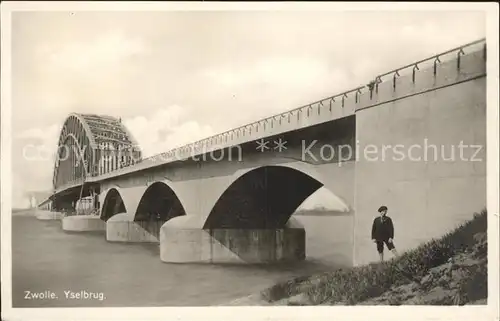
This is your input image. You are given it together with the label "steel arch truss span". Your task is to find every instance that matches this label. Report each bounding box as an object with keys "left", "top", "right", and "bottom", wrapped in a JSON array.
[{"left": 53, "top": 113, "right": 142, "bottom": 190}]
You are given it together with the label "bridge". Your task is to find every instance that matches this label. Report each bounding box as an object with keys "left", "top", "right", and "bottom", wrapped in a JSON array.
[{"left": 37, "top": 39, "right": 487, "bottom": 266}]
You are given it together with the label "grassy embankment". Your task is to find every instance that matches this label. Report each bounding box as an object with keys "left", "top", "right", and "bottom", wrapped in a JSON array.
[{"left": 251, "top": 209, "right": 488, "bottom": 306}]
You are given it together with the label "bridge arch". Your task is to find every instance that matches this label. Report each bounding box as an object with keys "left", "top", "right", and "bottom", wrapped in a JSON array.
[
  {"left": 52, "top": 113, "right": 142, "bottom": 191},
  {"left": 134, "top": 181, "right": 186, "bottom": 222},
  {"left": 53, "top": 114, "right": 94, "bottom": 190},
  {"left": 203, "top": 164, "right": 327, "bottom": 229},
  {"left": 100, "top": 188, "right": 126, "bottom": 221},
  {"left": 99, "top": 184, "right": 147, "bottom": 221}
]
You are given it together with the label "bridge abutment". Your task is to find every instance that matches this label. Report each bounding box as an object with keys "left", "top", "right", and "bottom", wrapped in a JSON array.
[
  {"left": 160, "top": 216, "right": 306, "bottom": 264},
  {"left": 353, "top": 49, "right": 486, "bottom": 266}
]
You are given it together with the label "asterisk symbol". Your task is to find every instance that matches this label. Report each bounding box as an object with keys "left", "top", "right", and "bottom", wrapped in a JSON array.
[
  {"left": 274, "top": 138, "right": 287, "bottom": 152},
  {"left": 256, "top": 139, "right": 270, "bottom": 152}
]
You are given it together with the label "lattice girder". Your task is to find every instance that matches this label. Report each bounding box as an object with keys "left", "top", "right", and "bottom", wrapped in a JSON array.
[{"left": 52, "top": 113, "right": 142, "bottom": 190}]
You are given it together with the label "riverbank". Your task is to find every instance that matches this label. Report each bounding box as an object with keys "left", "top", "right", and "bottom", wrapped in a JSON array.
[{"left": 228, "top": 209, "right": 487, "bottom": 306}]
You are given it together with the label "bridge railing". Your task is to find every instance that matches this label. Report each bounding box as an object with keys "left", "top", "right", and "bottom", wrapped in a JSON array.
[
  {"left": 368, "top": 38, "right": 486, "bottom": 95},
  {"left": 139, "top": 82, "right": 366, "bottom": 164},
  {"left": 55, "top": 38, "right": 486, "bottom": 187},
  {"left": 137, "top": 38, "right": 487, "bottom": 166}
]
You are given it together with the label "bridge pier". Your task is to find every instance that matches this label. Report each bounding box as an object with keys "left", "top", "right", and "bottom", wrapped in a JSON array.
[
  {"left": 62, "top": 215, "right": 106, "bottom": 232},
  {"left": 159, "top": 216, "right": 306, "bottom": 264},
  {"left": 106, "top": 213, "right": 165, "bottom": 243},
  {"left": 35, "top": 210, "right": 63, "bottom": 221}
]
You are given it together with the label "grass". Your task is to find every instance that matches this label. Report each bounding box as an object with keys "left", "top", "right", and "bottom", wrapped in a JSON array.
[
  {"left": 262, "top": 209, "right": 487, "bottom": 305},
  {"left": 306, "top": 209, "right": 487, "bottom": 305}
]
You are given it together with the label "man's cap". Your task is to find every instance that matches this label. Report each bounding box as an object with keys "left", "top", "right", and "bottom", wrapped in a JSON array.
[{"left": 378, "top": 206, "right": 388, "bottom": 212}]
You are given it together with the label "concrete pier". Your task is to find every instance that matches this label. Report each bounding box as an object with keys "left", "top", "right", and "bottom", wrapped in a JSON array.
[
  {"left": 62, "top": 215, "right": 106, "bottom": 232},
  {"left": 35, "top": 210, "right": 63, "bottom": 221},
  {"left": 106, "top": 213, "right": 165, "bottom": 243},
  {"left": 160, "top": 216, "right": 306, "bottom": 264}
]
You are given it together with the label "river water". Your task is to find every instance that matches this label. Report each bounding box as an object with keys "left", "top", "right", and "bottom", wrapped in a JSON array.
[{"left": 11, "top": 213, "right": 352, "bottom": 307}]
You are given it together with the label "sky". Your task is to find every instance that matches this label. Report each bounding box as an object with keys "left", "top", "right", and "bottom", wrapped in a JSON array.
[{"left": 10, "top": 9, "right": 486, "bottom": 208}]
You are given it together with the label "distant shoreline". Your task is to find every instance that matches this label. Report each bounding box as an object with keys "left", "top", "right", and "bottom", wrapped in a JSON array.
[
  {"left": 293, "top": 209, "right": 351, "bottom": 217},
  {"left": 12, "top": 208, "right": 36, "bottom": 216}
]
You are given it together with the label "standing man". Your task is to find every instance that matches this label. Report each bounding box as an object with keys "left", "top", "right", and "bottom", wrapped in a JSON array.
[{"left": 371, "top": 205, "right": 398, "bottom": 262}]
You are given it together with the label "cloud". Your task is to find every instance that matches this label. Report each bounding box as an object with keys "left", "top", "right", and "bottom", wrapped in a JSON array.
[
  {"left": 17, "top": 123, "right": 61, "bottom": 143},
  {"left": 124, "top": 105, "right": 216, "bottom": 157},
  {"left": 13, "top": 124, "right": 63, "bottom": 203},
  {"left": 15, "top": 29, "right": 148, "bottom": 120},
  {"left": 36, "top": 29, "right": 146, "bottom": 82},
  {"left": 197, "top": 57, "right": 355, "bottom": 130},
  {"left": 43, "top": 30, "right": 145, "bottom": 74},
  {"left": 202, "top": 57, "right": 328, "bottom": 88}
]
